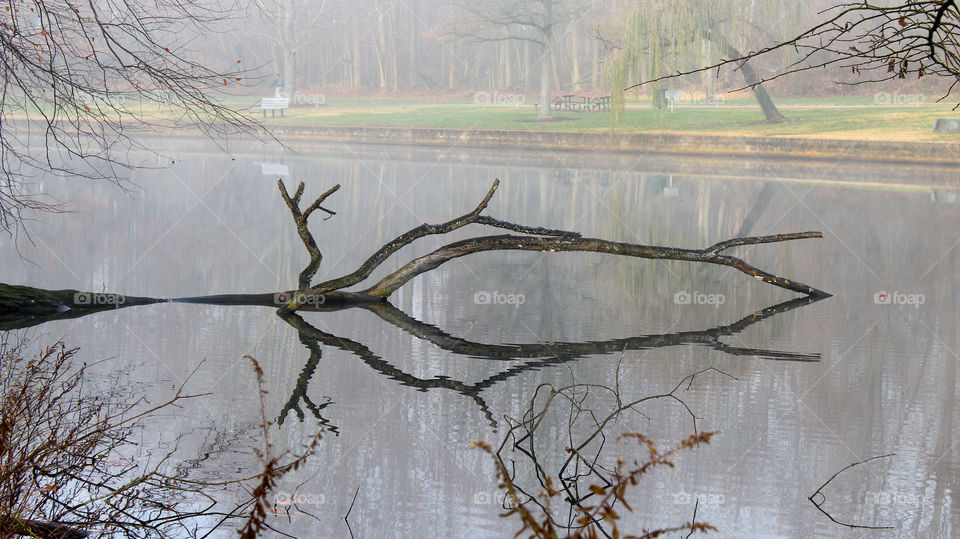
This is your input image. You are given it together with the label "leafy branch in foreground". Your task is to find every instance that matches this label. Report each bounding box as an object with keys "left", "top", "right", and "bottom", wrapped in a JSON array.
[
  {"left": 471, "top": 366, "right": 731, "bottom": 538},
  {"left": 0, "top": 335, "right": 324, "bottom": 538},
  {"left": 237, "top": 356, "right": 324, "bottom": 539},
  {"left": 0, "top": 337, "right": 218, "bottom": 538},
  {"left": 471, "top": 433, "right": 717, "bottom": 539}
]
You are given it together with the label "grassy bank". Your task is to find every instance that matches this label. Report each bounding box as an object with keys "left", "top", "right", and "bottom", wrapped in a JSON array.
[
  {"left": 9, "top": 94, "right": 958, "bottom": 143},
  {"left": 262, "top": 95, "right": 960, "bottom": 142}
]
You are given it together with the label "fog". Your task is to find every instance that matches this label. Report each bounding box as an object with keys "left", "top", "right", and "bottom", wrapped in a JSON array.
[{"left": 2, "top": 1, "right": 959, "bottom": 538}]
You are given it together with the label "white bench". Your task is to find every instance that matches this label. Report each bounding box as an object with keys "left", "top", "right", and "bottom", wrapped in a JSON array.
[{"left": 257, "top": 96, "right": 290, "bottom": 118}]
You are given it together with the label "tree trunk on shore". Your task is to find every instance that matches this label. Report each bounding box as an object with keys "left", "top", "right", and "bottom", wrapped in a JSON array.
[
  {"left": 537, "top": 34, "right": 554, "bottom": 119},
  {"left": 705, "top": 30, "right": 786, "bottom": 123}
]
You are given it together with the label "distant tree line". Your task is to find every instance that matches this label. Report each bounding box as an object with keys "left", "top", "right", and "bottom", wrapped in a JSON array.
[
  {"left": 205, "top": 0, "right": 955, "bottom": 100},
  {"left": 211, "top": 0, "right": 617, "bottom": 96}
]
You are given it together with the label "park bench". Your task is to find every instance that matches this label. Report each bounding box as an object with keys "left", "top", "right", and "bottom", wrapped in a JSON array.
[
  {"left": 535, "top": 94, "right": 611, "bottom": 112},
  {"left": 257, "top": 96, "right": 290, "bottom": 118}
]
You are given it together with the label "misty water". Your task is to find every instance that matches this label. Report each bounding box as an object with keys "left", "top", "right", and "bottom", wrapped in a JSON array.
[{"left": 2, "top": 140, "right": 958, "bottom": 538}]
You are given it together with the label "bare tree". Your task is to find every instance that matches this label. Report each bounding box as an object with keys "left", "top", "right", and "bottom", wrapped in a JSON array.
[
  {"left": 248, "top": 0, "right": 327, "bottom": 98},
  {"left": 446, "top": 0, "right": 578, "bottom": 119},
  {"left": 0, "top": 0, "right": 259, "bottom": 231}
]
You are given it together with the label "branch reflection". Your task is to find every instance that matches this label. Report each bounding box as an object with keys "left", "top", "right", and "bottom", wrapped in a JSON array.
[{"left": 278, "top": 295, "right": 824, "bottom": 428}]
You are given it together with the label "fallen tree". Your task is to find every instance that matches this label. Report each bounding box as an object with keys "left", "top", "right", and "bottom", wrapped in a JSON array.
[
  {"left": 275, "top": 178, "right": 830, "bottom": 311},
  {"left": 0, "top": 178, "right": 829, "bottom": 321}
]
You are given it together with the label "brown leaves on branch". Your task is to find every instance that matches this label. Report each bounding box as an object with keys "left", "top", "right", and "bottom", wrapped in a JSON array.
[
  {"left": 237, "top": 356, "right": 324, "bottom": 539},
  {"left": 467, "top": 367, "right": 735, "bottom": 538},
  {"left": 471, "top": 432, "right": 718, "bottom": 539},
  {"left": 0, "top": 337, "right": 216, "bottom": 537},
  {"left": 239, "top": 356, "right": 322, "bottom": 539}
]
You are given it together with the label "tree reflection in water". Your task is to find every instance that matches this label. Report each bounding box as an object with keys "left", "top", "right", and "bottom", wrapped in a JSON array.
[{"left": 276, "top": 294, "right": 824, "bottom": 428}]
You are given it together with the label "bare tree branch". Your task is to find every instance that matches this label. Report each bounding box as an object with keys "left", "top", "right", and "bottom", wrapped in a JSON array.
[
  {"left": 808, "top": 454, "right": 897, "bottom": 530},
  {"left": 625, "top": 1, "right": 960, "bottom": 104},
  {"left": 278, "top": 180, "right": 341, "bottom": 292}
]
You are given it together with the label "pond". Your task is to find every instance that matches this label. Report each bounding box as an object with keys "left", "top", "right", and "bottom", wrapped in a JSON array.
[{"left": 2, "top": 139, "right": 958, "bottom": 538}]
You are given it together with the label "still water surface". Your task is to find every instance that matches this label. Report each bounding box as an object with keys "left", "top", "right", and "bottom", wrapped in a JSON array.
[{"left": 2, "top": 140, "right": 958, "bottom": 538}]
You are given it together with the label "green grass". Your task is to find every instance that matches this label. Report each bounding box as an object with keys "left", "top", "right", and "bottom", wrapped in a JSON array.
[
  {"left": 9, "top": 92, "right": 958, "bottom": 142},
  {"left": 269, "top": 96, "right": 960, "bottom": 142}
]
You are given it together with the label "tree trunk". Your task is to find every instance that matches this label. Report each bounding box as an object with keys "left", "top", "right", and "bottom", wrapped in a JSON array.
[
  {"left": 591, "top": 33, "right": 600, "bottom": 90},
  {"left": 0, "top": 180, "right": 829, "bottom": 327},
  {"left": 408, "top": 0, "right": 419, "bottom": 89},
  {"left": 523, "top": 41, "right": 531, "bottom": 89},
  {"left": 537, "top": 28, "right": 554, "bottom": 119},
  {"left": 501, "top": 41, "right": 512, "bottom": 88},
  {"left": 281, "top": 0, "right": 296, "bottom": 97},
  {"left": 743, "top": 62, "right": 784, "bottom": 122},
  {"left": 707, "top": 30, "right": 786, "bottom": 123},
  {"left": 571, "top": 26, "right": 582, "bottom": 91},
  {"left": 283, "top": 49, "right": 296, "bottom": 98},
  {"left": 352, "top": 20, "right": 361, "bottom": 89},
  {"left": 375, "top": 10, "right": 387, "bottom": 90}
]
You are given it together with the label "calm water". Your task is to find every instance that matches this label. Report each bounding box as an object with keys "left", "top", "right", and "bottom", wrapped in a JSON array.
[{"left": 2, "top": 139, "right": 958, "bottom": 538}]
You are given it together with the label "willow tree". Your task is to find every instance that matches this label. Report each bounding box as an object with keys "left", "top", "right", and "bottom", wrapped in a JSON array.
[
  {"left": 628, "top": 1, "right": 960, "bottom": 97},
  {"left": 607, "top": 0, "right": 798, "bottom": 125}
]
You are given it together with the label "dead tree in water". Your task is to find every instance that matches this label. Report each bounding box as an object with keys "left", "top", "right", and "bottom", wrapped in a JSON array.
[
  {"left": 277, "top": 178, "right": 829, "bottom": 311},
  {"left": 0, "top": 178, "right": 829, "bottom": 320}
]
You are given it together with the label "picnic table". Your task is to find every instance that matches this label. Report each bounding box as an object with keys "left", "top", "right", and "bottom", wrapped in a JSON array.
[{"left": 534, "top": 94, "right": 610, "bottom": 112}]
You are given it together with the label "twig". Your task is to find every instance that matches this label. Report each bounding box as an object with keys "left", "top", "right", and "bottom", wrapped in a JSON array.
[
  {"left": 808, "top": 453, "right": 896, "bottom": 530},
  {"left": 343, "top": 484, "right": 360, "bottom": 539}
]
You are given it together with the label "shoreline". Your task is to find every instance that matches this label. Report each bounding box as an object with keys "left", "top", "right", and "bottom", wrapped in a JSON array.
[{"left": 263, "top": 124, "right": 960, "bottom": 165}]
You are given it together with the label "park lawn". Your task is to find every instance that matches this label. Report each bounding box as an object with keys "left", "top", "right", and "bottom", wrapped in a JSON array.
[
  {"left": 8, "top": 93, "right": 958, "bottom": 142},
  {"left": 272, "top": 97, "right": 960, "bottom": 142}
]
